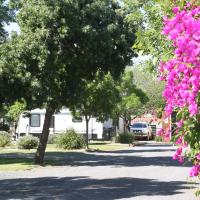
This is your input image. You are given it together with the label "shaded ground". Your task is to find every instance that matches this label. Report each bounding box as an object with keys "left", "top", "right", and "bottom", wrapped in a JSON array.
[{"left": 0, "top": 142, "right": 199, "bottom": 200}]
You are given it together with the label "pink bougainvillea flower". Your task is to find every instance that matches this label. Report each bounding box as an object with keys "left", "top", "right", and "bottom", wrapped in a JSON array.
[
  {"left": 176, "top": 120, "right": 184, "bottom": 128},
  {"left": 156, "top": 128, "right": 164, "bottom": 136},
  {"left": 189, "top": 103, "right": 198, "bottom": 116},
  {"left": 196, "top": 153, "right": 200, "bottom": 161},
  {"left": 173, "top": 7, "right": 180, "bottom": 14},
  {"left": 189, "top": 165, "right": 200, "bottom": 177},
  {"left": 175, "top": 136, "right": 183, "bottom": 145},
  {"left": 173, "top": 147, "right": 184, "bottom": 163},
  {"left": 160, "top": 4, "right": 200, "bottom": 182},
  {"left": 160, "top": 5, "right": 200, "bottom": 117}
]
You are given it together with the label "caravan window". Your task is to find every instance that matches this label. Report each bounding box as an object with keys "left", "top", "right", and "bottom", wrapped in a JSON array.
[
  {"left": 30, "top": 114, "right": 40, "bottom": 127},
  {"left": 50, "top": 116, "right": 55, "bottom": 128}
]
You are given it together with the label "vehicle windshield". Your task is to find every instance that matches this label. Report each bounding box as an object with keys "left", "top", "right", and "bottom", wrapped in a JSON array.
[{"left": 131, "top": 123, "right": 147, "bottom": 128}]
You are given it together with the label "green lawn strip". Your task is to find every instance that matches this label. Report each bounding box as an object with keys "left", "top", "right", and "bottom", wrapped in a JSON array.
[
  {"left": 48, "top": 142, "right": 130, "bottom": 151},
  {"left": 0, "top": 145, "right": 58, "bottom": 171},
  {"left": 89, "top": 143, "right": 129, "bottom": 151},
  {"left": 0, "top": 157, "right": 57, "bottom": 171},
  {"left": 0, "top": 157, "right": 35, "bottom": 171},
  {"left": 47, "top": 142, "right": 129, "bottom": 152},
  {"left": 46, "top": 144, "right": 65, "bottom": 152},
  {"left": 0, "top": 142, "right": 129, "bottom": 171},
  {"left": 0, "top": 148, "right": 36, "bottom": 154}
]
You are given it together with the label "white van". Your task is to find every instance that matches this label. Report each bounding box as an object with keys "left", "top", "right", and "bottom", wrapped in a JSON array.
[{"left": 16, "top": 108, "right": 112, "bottom": 139}]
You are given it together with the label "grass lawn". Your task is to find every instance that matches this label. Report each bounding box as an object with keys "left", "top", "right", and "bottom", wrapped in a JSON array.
[
  {"left": 0, "top": 157, "right": 35, "bottom": 171},
  {"left": 89, "top": 142, "right": 129, "bottom": 151},
  {"left": 0, "top": 145, "right": 59, "bottom": 171},
  {"left": 0, "top": 141, "right": 129, "bottom": 171}
]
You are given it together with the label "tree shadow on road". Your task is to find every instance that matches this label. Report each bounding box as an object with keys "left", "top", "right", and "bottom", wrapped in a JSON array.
[
  {"left": 96, "top": 148, "right": 176, "bottom": 154},
  {"left": 0, "top": 147, "right": 191, "bottom": 168},
  {"left": 0, "top": 176, "right": 196, "bottom": 200},
  {"left": 50, "top": 152, "right": 190, "bottom": 167}
]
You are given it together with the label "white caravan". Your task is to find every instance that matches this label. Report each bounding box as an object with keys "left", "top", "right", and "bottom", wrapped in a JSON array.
[{"left": 16, "top": 108, "right": 113, "bottom": 139}]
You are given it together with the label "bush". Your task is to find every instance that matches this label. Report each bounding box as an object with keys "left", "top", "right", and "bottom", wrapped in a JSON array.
[
  {"left": 17, "top": 135, "right": 39, "bottom": 150},
  {"left": 155, "top": 136, "right": 164, "bottom": 142},
  {"left": 47, "top": 134, "right": 58, "bottom": 144},
  {"left": 55, "top": 129, "right": 86, "bottom": 150},
  {"left": 0, "top": 131, "right": 11, "bottom": 147},
  {"left": 117, "top": 132, "right": 134, "bottom": 144}
]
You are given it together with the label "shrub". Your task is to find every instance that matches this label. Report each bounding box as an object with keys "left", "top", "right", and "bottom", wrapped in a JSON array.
[
  {"left": 0, "top": 131, "right": 11, "bottom": 147},
  {"left": 117, "top": 132, "right": 134, "bottom": 144},
  {"left": 155, "top": 136, "right": 164, "bottom": 142},
  {"left": 47, "top": 134, "right": 58, "bottom": 144},
  {"left": 55, "top": 129, "right": 86, "bottom": 150},
  {"left": 17, "top": 135, "right": 39, "bottom": 150}
]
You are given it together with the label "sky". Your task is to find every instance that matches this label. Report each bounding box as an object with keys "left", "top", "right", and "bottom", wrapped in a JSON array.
[{"left": 4, "top": 22, "right": 20, "bottom": 35}]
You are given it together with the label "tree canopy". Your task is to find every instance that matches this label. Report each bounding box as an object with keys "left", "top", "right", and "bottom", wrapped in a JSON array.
[
  {"left": 132, "top": 66, "right": 165, "bottom": 114},
  {"left": 71, "top": 71, "right": 120, "bottom": 148},
  {"left": 114, "top": 70, "right": 148, "bottom": 132},
  {"left": 0, "top": 0, "right": 13, "bottom": 43},
  {"left": 1, "top": 0, "right": 137, "bottom": 164}
]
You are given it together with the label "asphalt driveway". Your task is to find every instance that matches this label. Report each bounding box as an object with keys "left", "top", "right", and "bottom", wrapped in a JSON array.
[{"left": 0, "top": 142, "right": 199, "bottom": 200}]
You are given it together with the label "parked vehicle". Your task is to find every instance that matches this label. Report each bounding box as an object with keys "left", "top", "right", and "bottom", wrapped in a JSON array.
[
  {"left": 16, "top": 108, "right": 112, "bottom": 140},
  {"left": 129, "top": 122, "right": 152, "bottom": 140}
]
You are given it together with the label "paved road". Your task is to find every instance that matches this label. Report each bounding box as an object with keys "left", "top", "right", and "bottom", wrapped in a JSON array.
[{"left": 0, "top": 142, "right": 199, "bottom": 200}]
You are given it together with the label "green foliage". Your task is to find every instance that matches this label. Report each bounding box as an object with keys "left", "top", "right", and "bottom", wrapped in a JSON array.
[
  {"left": 6, "top": 100, "right": 26, "bottom": 123},
  {"left": 55, "top": 129, "right": 86, "bottom": 150},
  {"left": 70, "top": 71, "right": 120, "bottom": 148},
  {"left": 0, "top": 131, "right": 11, "bottom": 147},
  {"left": 132, "top": 66, "right": 165, "bottom": 113},
  {"left": 196, "top": 188, "right": 200, "bottom": 198},
  {"left": 17, "top": 135, "right": 39, "bottom": 150},
  {"left": 173, "top": 108, "right": 200, "bottom": 154},
  {"left": 117, "top": 132, "right": 134, "bottom": 144},
  {"left": 0, "top": 1, "right": 25, "bottom": 109},
  {"left": 155, "top": 136, "right": 163, "bottom": 142},
  {"left": 72, "top": 72, "right": 120, "bottom": 120},
  {"left": 131, "top": 0, "right": 200, "bottom": 71},
  {"left": 114, "top": 70, "right": 148, "bottom": 122},
  {"left": 126, "top": 0, "right": 175, "bottom": 70},
  {"left": 0, "top": 0, "right": 13, "bottom": 43},
  {"left": 4, "top": 0, "right": 137, "bottom": 110},
  {"left": 156, "top": 107, "right": 163, "bottom": 119}
]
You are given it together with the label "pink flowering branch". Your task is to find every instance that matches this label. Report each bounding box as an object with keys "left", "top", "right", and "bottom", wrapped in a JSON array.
[{"left": 160, "top": 2, "right": 200, "bottom": 180}]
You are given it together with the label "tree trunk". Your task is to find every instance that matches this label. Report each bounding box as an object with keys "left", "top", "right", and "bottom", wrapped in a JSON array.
[
  {"left": 123, "top": 116, "right": 127, "bottom": 133},
  {"left": 123, "top": 111, "right": 127, "bottom": 133},
  {"left": 14, "top": 119, "right": 19, "bottom": 136},
  {"left": 35, "top": 106, "right": 55, "bottom": 165},
  {"left": 85, "top": 115, "right": 90, "bottom": 149},
  {"left": 127, "top": 120, "right": 131, "bottom": 132},
  {"left": 123, "top": 120, "right": 126, "bottom": 133},
  {"left": 14, "top": 122, "right": 17, "bottom": 135}
]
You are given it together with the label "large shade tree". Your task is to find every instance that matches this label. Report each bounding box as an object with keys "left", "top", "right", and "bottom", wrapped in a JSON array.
[{"left": 2, "top": 0, "right": 137, "bottom": 164}]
